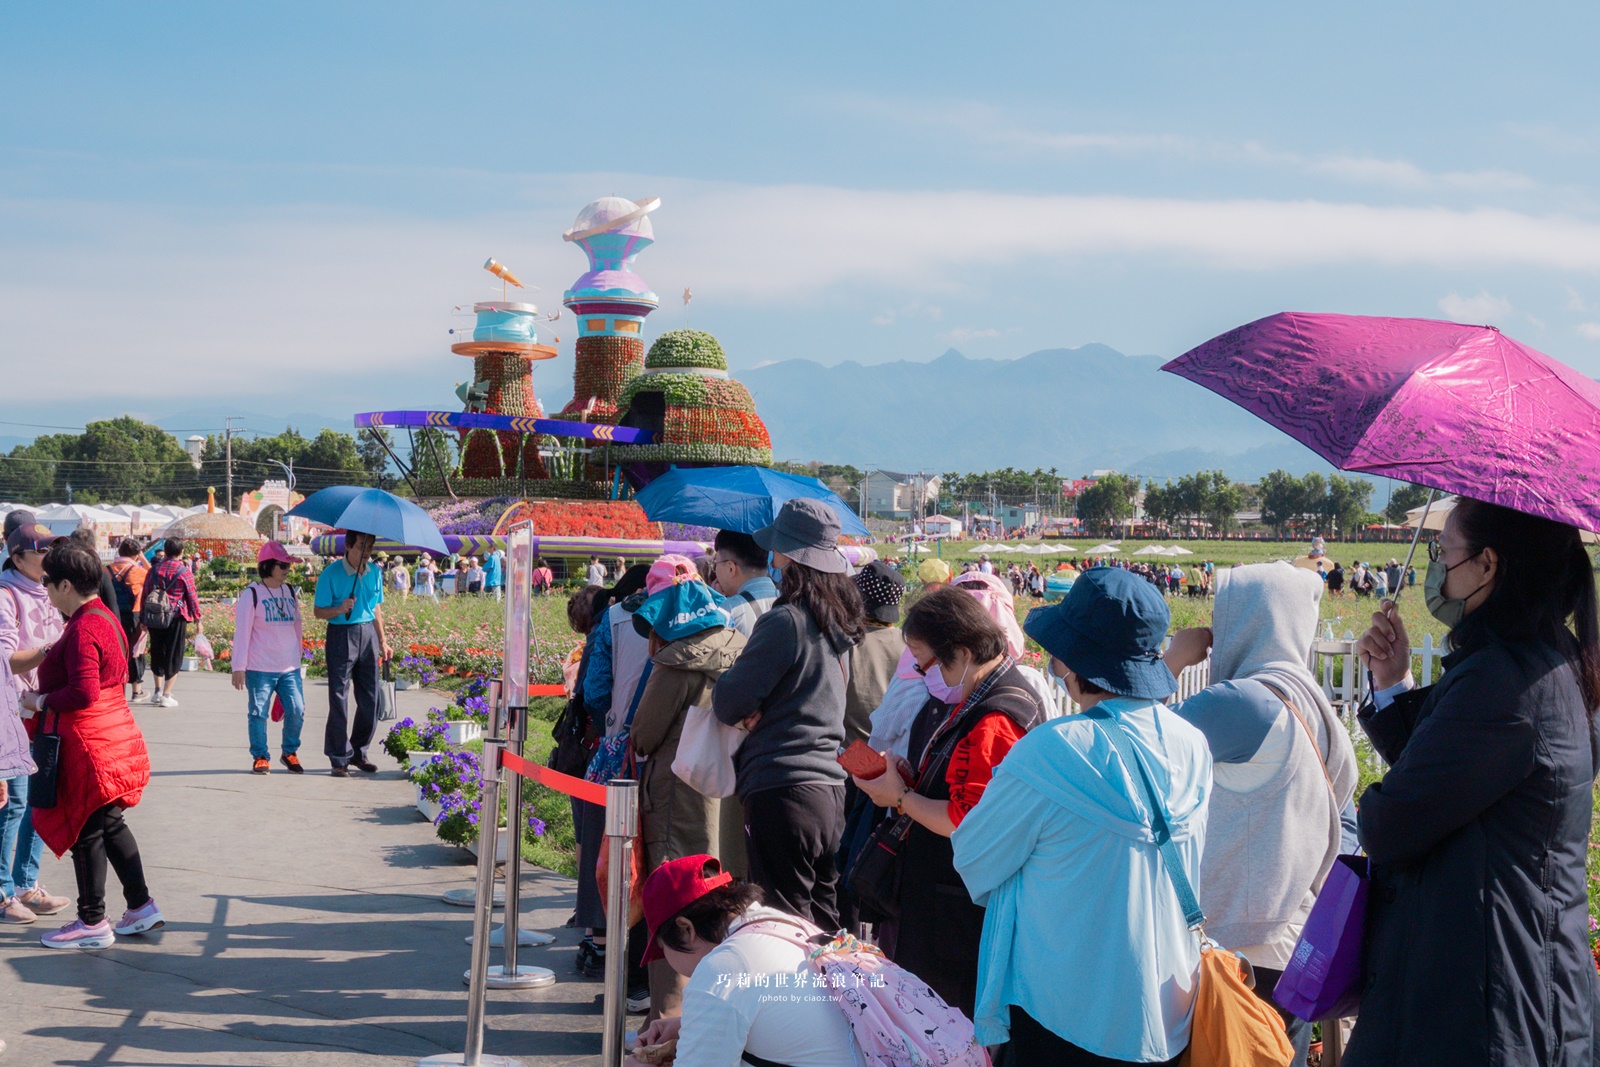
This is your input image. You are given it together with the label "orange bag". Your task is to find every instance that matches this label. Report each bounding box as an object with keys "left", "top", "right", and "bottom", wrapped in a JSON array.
[
  {"left": 1182, "top": 945, "right": 1293, "bottom": 1067},
  {"left": 594, "top": 833, "right": 646, "bottom": 928}
]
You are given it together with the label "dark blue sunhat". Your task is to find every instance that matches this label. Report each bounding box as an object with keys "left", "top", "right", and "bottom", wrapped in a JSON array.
[{"left": 1023, "top": 567, "right": 1177, "bottom": 700}]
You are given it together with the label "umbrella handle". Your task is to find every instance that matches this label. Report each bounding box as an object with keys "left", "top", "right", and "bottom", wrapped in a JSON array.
[{"left": 1366, "top": 487, "right": 1437, "bottom": 698}]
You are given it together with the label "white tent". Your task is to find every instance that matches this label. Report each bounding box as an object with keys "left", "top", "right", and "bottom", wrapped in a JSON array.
[
  {"left": 1161, "top": 546, "right": 1196, "bottom": 556},
  {"left": 1086, "top": 543, "right": 1122, "bottom": 555},
  {"left": 1405, "top": 494, "right": 1596, "bottom": 543},
  {"left": 1132, "top": 545, "right": 1167, "bottom": 556}
]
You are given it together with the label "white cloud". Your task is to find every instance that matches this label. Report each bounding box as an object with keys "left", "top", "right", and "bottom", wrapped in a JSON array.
[
  {"left": 946, "top": 327, "right": 1002, "bottom": 342},
  {"left": 1577, "top": 323, "right": 1600, "bottom": 341},
  {"left": 12, "top": 178, "right": 1600, "bottom": 401},
  {"left": 846, "top": 97, "right": 1538, "bottom": 192},
  {"left": 1437, "top": 292, "right": 1513, "bottom": 323},
  {"left": 870, "top": 311, "right": 896, "bottom": 326},
  {"left": 1566, "top": 285, "right": 1588, "bottom": 312}
]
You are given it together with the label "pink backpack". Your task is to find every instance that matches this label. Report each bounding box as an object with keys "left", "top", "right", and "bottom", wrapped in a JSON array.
[{"left": 744, "top": 917, "right": 991, "bottom": 1067}]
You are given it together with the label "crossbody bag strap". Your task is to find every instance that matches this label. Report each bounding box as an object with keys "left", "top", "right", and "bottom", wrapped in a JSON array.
[
  {"left": 1257, "top": 679, "right": 1337, "bottom": 799},
  {"left": 1083, "top": 707, "right": 1205, "bottom": 930},
  {"left": 621, "top": 660, "right": 654, "bottom": 731}
]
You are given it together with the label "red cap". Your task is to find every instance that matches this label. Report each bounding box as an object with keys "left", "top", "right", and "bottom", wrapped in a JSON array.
[{"left": 640, "top": 854, "right": 732, "bottom": 964}]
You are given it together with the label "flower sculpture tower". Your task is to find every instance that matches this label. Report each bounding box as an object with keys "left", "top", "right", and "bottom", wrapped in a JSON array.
[
  {"left": 609, "top": 328, "right": 773, "bottom": 486},
  {"left": 559, "top": 197, "right": 662, "bottom": 425},
  {"left": 451, "top": 302, "right": 557, "bottom": 480}
]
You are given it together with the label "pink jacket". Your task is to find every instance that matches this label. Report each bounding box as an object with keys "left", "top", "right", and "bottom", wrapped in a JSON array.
[
  {"left": 0, "top": 568, "right": 66, "bottom": 692},
  {"left": 232, "top": 582, "right": 304, "bottom": 674}
]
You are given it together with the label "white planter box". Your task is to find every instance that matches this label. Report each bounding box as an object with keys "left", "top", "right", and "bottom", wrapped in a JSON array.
[
  {"left": 407, "top": 751, "right": 437, "bottom": 772},
  {"left": 417, "top": 790, "right": 442, "bottom": 823},
  {"left": 444, "top": 720, "right": 481, "bottom": 746},
  {"left": 396, "top": 678, "right": 415, "bottom": 690},
  {"left": 466, "top": 828, "right": 511, "bottom": 863},
  {"left": 180, "top": 656, "right": 200, "bottom": 672}
]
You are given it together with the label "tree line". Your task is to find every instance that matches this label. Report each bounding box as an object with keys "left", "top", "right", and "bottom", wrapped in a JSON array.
[{"left": 0, "top": 416, "right": 391, "bottom": 506}]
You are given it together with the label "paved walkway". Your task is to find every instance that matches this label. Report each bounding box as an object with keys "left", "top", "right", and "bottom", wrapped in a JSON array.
[{"left": 2, "top": 671, "right": 610, "bottom": 1066}]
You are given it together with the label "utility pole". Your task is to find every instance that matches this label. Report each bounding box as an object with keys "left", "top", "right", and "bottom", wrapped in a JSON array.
[{"left": 224, "top": 416, "right": 242, "bottom": 515}]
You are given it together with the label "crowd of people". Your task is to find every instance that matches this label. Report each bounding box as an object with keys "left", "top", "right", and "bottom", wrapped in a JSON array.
[
  {"left": 586, "top": 497, "right": 1599, "bottom": 1065},
  {"left": 1, "top": 493, "right": 1597, "bottom": 1066}
]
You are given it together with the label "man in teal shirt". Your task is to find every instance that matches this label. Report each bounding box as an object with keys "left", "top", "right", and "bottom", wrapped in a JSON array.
[
  {"left": 313, "top": 530, "right": 392, "bottom": 777},
  {"left": 484, "top": 549, "right": 505, "bottom": 602}
]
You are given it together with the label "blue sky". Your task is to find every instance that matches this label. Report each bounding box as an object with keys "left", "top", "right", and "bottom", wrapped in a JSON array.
[{"left": 4, "top": 1, "right": 1600, "bottom": 439}]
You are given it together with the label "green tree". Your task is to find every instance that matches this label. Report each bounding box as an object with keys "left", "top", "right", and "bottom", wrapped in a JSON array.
[
  {"left": 1075, "top": 473, "right": 1139, "bottom": 532},
  {"left": 0, "top": 418, "right": 197, "bottom": 505},
  {"left": 1258, "top": 470, "right": 1302, "bottom": 537},
  {"left": 1203, "top": 471, "right": 1246, "bottom": 534},
  {"left": 1383, "top": 481, "right": 1433, "bottom": 524},
  {"left": 1325, "top": 475, "right": 1374, "bottom": 537}
]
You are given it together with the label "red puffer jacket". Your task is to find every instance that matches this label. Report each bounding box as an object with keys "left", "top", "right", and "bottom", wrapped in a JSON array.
[{"left": 28, "top": 599, "right": 150, "bottom": 857}]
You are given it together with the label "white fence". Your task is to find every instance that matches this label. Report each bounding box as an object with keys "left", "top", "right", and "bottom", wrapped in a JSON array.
[
  {"left": 1044, "top": 632, "right": 1445, "bottom": 717},
  {"left": 1312, "top": 632, "right": 1444, "bottom": 712}
]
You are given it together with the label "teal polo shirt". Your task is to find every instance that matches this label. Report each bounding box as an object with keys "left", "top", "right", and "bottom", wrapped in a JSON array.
[{"left": 314, "top": 559, "right": 385, "bottom": 626}]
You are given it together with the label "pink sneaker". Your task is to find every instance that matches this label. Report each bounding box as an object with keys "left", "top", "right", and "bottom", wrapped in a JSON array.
[
  {"left": 41, "top": 919, "right": 115, "bottom": 950},
  {"left": 113, "top": 899, "right": 164, "bottom": 936},
  {"left": 17, "top": 883, "right": 71, "bottom": 915}
]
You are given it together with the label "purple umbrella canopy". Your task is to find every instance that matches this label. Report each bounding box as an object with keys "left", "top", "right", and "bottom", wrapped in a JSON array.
[{"left": 1163, "top": 313, "right": 1600, "bottom": 533}]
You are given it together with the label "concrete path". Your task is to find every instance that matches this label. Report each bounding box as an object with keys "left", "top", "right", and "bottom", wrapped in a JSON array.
[{"left": 2, "top": 670, "right": 611, "bottom": 1066}]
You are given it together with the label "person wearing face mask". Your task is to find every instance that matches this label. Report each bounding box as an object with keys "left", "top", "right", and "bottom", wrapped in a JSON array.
[
  {"left": 0, "top": 522, "right": 73, "bottom": 925},
  {"left": 313, "top": 529, "right": 392, "bottom": 777},
  {"left": 18, "top": 541, "right": 161, "bottom": 949},
  {"left": 1347, "top": 498, "right": 1600, "bottom": 1066},
  {"left": 850, "top": 587, "right": 1045, "bottom": 1017},
  {"left": 950, "top": 568, "right": 1210, "bottom": 1064}
]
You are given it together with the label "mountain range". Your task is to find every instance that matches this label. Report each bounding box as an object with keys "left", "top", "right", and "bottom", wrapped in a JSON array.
[
  {"left": 742, "top": 345, "right": 1329, "bottom": 481},
  {"left": 2, "top": 346, "right": 1334, "bottom": 484}
]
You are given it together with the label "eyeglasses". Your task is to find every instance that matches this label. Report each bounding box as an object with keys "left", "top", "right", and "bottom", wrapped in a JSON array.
[
  {"left": 912, "top": 653, "right": 938, "bottom": 677},
  {"left": 1427, "top": 540, "right": 1442, "bottom": 563}
]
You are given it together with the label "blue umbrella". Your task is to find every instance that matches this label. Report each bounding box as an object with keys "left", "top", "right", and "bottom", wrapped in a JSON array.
[
  {"left": 635, "top": 466, "right": 871, "bottom": 538},
  {"left": 286, "top": 486, "right": 448, "bottom": 555}
]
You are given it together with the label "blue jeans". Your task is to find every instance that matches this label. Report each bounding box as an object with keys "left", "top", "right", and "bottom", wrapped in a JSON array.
[
  {"left": 0, "top": 774, "right": 43, "bottom": 900},
  {"left": 245, "top": 670, "right": 305, "bottom": 760}
]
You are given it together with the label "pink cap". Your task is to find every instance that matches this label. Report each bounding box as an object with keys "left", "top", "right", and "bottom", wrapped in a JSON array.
[
  {"left": 258, "top": 542, "right": 296, "bottom": 566},
  {"left": 645, "top": 554, "right": 699, "bottom": 595}
]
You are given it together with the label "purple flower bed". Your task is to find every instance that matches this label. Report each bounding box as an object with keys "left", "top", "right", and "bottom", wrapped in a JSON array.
[{"left": 661, "top": 522, "right": 718, "bottom": 542}]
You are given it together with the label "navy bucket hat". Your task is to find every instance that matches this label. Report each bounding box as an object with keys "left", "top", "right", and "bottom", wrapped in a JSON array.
[{"left": 1023, "top": 567, "right": 1177, "bottom": 700}]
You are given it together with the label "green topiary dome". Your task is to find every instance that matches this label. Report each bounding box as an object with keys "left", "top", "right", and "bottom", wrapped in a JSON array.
[{"left": 643, "top": 329, "right": 729, "bottom": 372}]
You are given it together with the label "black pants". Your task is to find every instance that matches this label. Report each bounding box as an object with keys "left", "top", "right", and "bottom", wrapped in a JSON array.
[
  {"left": 1006, "top": 1005, "right": 1183, "bottom": 1066},
  {"left": 1252, "top": 966, "right": 1312, "bottom": 1066},
  {"left": 324, "top": 621, "right": 378, "bottom": 766},
  {"left": 574, "top": 797, "right": 606, "bottom": 930},
  {"left": 118, "top": 610, "right": 146, "bottom": 688},
  {"left": 70, "top": 803, "right": 150, "bottom": 926},
  {"left": 147, "top": 619, "right": 187, "bottom": 681},
  {"left": 743, "top": 782, "right": 845, "bottom": 931}
]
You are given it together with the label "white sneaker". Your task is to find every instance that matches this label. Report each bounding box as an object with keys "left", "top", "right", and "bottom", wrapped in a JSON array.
[
  {"left": 160, "top": 695, "right": 179, "bottom": 708},
  {"left": 148, "top": 692, "right": 165, "bottom": 706}
]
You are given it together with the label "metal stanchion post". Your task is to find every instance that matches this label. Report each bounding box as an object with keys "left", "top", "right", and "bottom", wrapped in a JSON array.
[
  {"left": 419, "top": 740, "right": 525, "bottom": 1067},
  {"left": 478, "top": 703, "right": 554, "bottom": 989},
  {"left": 442, "top": 675, "right": 508, "bottom": 911},
  {"left": 600, "top": 779, "right": 639, "bottom": 1067}
]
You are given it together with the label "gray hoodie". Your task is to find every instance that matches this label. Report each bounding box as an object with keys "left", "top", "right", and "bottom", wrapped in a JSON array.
[{"left": 1173, "top": 562, "right": 1357, "bottom": 968}]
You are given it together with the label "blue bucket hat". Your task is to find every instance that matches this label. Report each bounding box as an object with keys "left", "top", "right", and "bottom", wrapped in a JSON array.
[
  {"left": 632, "top": 580, "right": 731, "bottom": 642},
  {"left": 1023, "top": 567, "right": 1177, "bottom": 700}
]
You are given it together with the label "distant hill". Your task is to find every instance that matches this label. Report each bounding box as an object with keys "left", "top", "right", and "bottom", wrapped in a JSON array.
[{"left": 742, "top": 345, "right": 1331, "bottom": 482}]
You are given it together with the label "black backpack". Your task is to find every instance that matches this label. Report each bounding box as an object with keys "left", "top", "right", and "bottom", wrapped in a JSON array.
[{"left": 140, "top": 567, "right": 179, "bottom": 629}]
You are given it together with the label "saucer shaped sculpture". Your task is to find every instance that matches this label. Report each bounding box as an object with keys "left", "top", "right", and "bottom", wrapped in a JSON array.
[
  {"left": 609, "top": 328, "right": 773, "bottom": 486},
  {"left": 559, "top": 196, "right": 661, "bottom": 427}
]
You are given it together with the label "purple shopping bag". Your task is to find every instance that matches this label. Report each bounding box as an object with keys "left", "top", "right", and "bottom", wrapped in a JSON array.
[{"left": 1273, "top": 854, "right": 1369, "bottom": 1022}]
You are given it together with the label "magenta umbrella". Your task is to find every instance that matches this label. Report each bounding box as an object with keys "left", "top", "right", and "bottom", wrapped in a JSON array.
[{"left": 1163, "top": 312, "right": 1600, "bottom": 535}]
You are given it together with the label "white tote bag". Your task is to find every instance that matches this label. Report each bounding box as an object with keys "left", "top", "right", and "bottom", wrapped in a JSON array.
[{"left": 672, "top": 705, "right": 745, "bottom": 799}]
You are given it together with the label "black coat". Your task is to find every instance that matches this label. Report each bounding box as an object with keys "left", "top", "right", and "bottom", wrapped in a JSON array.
[
  {"left": 893, "top": 663, "right": 1044, "bottom": 1018},
  {"left": 1349, "top": 633, "right": 1598, "bottom": 1067}
]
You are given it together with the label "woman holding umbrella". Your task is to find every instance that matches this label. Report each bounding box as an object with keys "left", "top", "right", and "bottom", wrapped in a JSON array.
[{"left": 1351, "top": 499, "right": 1600, "bottom": 1063}]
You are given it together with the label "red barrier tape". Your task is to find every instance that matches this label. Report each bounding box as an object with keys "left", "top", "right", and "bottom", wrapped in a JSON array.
[
  {"left": 527, "top": 684, "right": 567, "bottom": 698},
  {"left": 501, "top": 747, "right": 609, "bottom": 806}
]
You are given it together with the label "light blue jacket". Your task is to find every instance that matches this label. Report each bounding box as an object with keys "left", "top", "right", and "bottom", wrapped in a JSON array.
[{"left": 952, "top": 697, "right": 1212, "bottom": 1060}]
